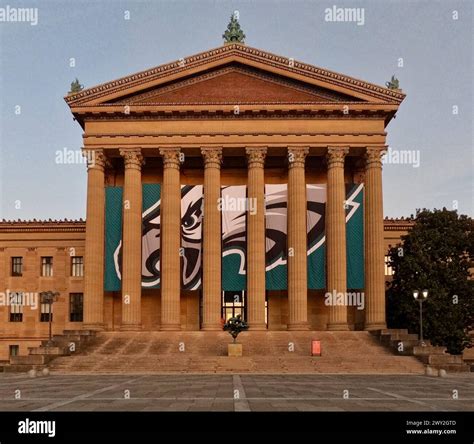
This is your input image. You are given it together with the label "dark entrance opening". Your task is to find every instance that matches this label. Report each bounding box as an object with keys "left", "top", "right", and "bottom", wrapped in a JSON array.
[{"left": 222, "top": 290, "right": 246, "bottom": 321}]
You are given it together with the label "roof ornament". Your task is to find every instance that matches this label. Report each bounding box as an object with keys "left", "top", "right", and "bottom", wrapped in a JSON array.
[
  {"left": 385, "top": 75, "right": 400, "bottom": 90},
  {"left": 223, "top": 11, "right": 245, "bottom": 44},
  {"left": 69, "top": 78, "right": 84, "bottom": 95}
]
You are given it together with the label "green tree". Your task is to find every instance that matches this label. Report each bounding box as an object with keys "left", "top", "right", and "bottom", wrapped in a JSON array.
[{"left": 386, "top": 208, "right": 473, "bottom": 354}]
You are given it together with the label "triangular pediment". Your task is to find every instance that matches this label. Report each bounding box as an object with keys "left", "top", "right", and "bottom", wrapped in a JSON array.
[
  {"left": 65, "top": 44, "right": 405, "bottom": 109},
  {"left": 109, "top": 64, "right": 360, "bottom": 105}
]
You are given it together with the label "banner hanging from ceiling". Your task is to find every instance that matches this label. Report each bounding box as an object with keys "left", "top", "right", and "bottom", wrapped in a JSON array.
[
  {"left": 180, "top": 185, "right": 203, "bottom": 290},
  {"left": 265, "top": 184, "right": 288, "bottom": 290},
  {"left": 221, "top": 185, "right": 247, "bottom": 291}
]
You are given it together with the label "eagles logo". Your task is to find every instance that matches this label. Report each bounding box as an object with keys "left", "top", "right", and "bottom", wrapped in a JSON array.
[
  {"left": 220, "top": 185, "right": 248, "bottom": 291},
  {"left": 265, "top": 184, "right": 327, "bottom": 272},
  {"left": 180, "top": 185, "right": 204, "bottom": 290},
  {"left": 111, "top": 183, "right": 336, "bottom": 291},
  {"left": 114, "top": 185, "right": 204, "bottom": 289},
  {"left": 306, "top": 184, "right": 327, "bottom": 256}
]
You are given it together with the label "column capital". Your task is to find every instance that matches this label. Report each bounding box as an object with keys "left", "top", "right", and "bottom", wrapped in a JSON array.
[
  {"left": 120, "top": 148, "right": 144, "bottom": 171},
  {"left": 327, "top": 146, "right": 349, "bottom": 169},
  {"left": 201, "top": 147, "right": 222, "bottom": 169},
  {"left": 83, "top": 149, "right": 110, "bottom": 172},
  {"left": 160, "top": 148, "right": 181, "bottom": 170},
  {"left": 287, "top": 147, "right": 309, "bottom": 169},
  {"left": 365, "top": 146, "right": 387, "bottom": 169},
  {"left": 246, "top": 147, "right": 267, "bottom": 168}
]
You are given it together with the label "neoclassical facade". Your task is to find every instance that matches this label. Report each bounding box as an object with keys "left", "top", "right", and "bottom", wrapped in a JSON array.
[
  {"left": 0, "top": 42, "right": 406, "bottom": 358},
  {"left": 64, "top": 43, "right": 404, "bottom": 333},
  {"left": 0, "top": 216, "right": 413, "bottom": 359}
]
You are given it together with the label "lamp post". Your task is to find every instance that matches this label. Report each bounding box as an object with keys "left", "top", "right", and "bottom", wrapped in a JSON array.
[
  {"left": 40, "top": 291, "right": 59, "bottom": 347},
  {"left": 413, "top": 289, "right": 428, "bottom": 346}
]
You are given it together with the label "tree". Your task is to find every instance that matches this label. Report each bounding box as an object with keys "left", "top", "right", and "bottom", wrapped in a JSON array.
[
  {"left": 223, "top": 314, "right": 248, "bottom": 343},
  {"left": 386, "top": 208, "right": 473, "bottom": 354}
]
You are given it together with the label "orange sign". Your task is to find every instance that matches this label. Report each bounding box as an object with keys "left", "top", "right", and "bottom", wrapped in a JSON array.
[{"left": 311, "top": 340, "right": 321, "bottom": 356}]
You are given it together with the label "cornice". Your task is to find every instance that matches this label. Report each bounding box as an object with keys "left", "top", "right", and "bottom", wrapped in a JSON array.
[
  {"left": 65, "top": 44, "right": 405, "bottom": 107},
  {"left": 0, "top": 219, "right": 86, "bottom": 233},
  {"left": 84, "top": 131, "right": 387, "bottom": 139},
  {"left": 75, "top": 108, "right": 396, "bottom": 126},
  {"left": 0, "top": 218, "right": 412, "bottom": 233},
  {"left": 383, "top": 218, "right": 415, "bottom": 231}
]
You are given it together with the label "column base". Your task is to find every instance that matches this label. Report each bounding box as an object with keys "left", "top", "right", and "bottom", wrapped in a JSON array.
[
  {"left": 201, "top": 324, "right": 223, "bottom": 331},
  {"left": 82, "top": 323, "right": 105, "bottom": 332},
  {"left": 327, "top": 323, "right": 350, "bottom": 331},
  {"left": 160, "top": 324, "right": 181, "bottom": 331},
  {"left": 364, "top": 323, "right": 387, "bottom": 331},
  {"left": 248, "top": 323, "right": 267, "bottom": 331},
  {"left": 120, "top": 324, "right": 143, "bottom": 331},
  {"left": 287, "top": 322, "right": 310, "bottom": 331}
]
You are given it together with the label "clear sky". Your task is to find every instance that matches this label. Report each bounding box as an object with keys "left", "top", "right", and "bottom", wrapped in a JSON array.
[{"left": 0, "top": 0, "right": 472, "bottom": 220}]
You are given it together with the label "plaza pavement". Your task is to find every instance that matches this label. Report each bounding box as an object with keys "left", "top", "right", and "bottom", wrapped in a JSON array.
[{"left": 0, "top": 373, "right": 472, "bottom": 412}]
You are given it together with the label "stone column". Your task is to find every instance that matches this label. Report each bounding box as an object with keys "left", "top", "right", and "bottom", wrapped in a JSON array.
[
  {"left": 245, "top": 147, "right": 267, "bottom": 330},
  {"left": 160, "top": 148, "right": 182, "bottom": 331},
  {"left": 287, "top": 147, "right": 309, "bottom": 331},
  {"left": 82, "top": 149, "right": 107, "bottom": 330},
  {"left": 364, "top": 147, "right": 387, "bottom": 330},
  {"left": 326, "top": 146, "right": 350, "bottom": 331},
  {"left": 201, "top": 147, "right": 223, "bottom": 330},
  {"left": 119, "top": 149, "right": 144, "bottom": 331}
]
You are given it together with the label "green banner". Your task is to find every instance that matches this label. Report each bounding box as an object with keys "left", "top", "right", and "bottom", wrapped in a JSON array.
[
  {"left": 346, "top": 184, "right": 364, "bottom": 289},
  {"left": 307, "top": 185, "right": 327, "bottom": 289},
  {"left": 105, "top": 183, "right": 364, "bottom": 292},
  {"left": 265, "top": 184, "right": 288, "bottom": 290},
  {"left": 221, "top": 185, "right": 247, "bottom": 291},
  {"left": 104, "top": 187, "right": 123, "bottom": 291},
  {"left": 180, "top": 185, "right": 203, "bottom": 290},
  {"left": 142, "top": 184, "right": 161, "bottom": 288}
]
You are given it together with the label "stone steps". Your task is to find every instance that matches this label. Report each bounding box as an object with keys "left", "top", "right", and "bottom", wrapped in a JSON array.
[
  {"left": 2, "top": 330, "right": 96, "bottom": 373},
  {"left": 371, "top": 329, "right": 471, "bottom": 373},
  {"left": 49, "top": 331, "right": 425, "bottom": 374}
]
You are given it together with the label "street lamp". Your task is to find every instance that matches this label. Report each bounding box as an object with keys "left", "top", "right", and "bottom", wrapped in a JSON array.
[
  {"left": 413, "top": 289, "right": 428, "bottom": 346},
  {"left": 40, "top": 291, "right": 59, "bottom": 347}
]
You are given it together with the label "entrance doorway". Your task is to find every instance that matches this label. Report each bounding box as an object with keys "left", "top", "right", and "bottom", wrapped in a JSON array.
[{"left": 222, "top": 291, "right": 246, "bottom": 321}]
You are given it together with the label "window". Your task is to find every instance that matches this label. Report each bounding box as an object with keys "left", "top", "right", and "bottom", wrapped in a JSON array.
[
  {"left": 222, "top": 291, "right": 246, "bottom": 322},
  {"left": 40, "top": 294, "right": 53, "bottom": 322},
  {"left": 69, "top": 293, "right": 83, "bottom": 322},
  {"left": 9, "top": 292, "right": 24, "bottom": 322},
  {"left": 11, "top": 257, "right": 23, "bottom": 276},
  {"left": 71, "top": 256, "right": 84, "bottom": 277},
  {"left": 41, "top": 256, "right": 53, "bottom": 277},
  {"left": 9, "top": 345, "right": 19, "bottom": 357},
  {"left": 385, "top": 255, "right": 394, "bottom": 276}
]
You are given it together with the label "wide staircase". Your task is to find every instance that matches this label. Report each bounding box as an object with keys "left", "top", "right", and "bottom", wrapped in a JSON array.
[
  {"left": 371, "top": 329, "right": 471, "bottom": 373},
  {"left": 49, "top": 331, "right": 425, "bottom": 374}
]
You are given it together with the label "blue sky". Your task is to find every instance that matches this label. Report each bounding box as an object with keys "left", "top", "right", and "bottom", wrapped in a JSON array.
[{"left": 0, "top": 0, "right": 472, "bottom": 220}]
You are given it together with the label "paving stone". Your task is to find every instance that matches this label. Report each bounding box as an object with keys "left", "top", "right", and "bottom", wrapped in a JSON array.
[{"left": 0, "top": 373, "right": 472, "bottom": 412}]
